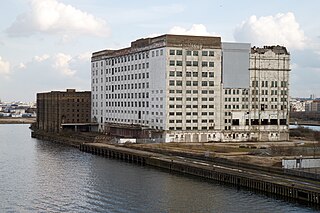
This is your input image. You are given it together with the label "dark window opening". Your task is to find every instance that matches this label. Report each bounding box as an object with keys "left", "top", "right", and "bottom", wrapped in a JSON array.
[
  {"left": 261, "top": 119, "right": 268, "bottom": 125},
  {"left": 270, "top": 119, "right": 278, "bottom": 125},
  {"left": 280, "top": 119, "right": 287, "bottom": 125},
  {"left": 232, "top": 119, "right": 239, "bottom": 126},
  {"left": 251, "top": 119, "right": 259, "bottom": 125}
]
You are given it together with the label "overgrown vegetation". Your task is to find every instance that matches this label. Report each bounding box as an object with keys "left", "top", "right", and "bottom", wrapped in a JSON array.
[{"left": 290, "top": 127, "right": 320, "bottom": 141}]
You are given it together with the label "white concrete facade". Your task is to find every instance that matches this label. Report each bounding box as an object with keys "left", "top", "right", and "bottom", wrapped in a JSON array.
[{"left": 91, "top": 35, "right": 290, "bottom": 142}]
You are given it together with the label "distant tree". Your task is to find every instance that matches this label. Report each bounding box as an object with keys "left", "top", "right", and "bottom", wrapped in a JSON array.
[{"left": 314, "top": 131, "right": 320, "bottom": 142}]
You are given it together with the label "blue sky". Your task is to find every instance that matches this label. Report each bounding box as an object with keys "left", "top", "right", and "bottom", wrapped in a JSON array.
[{"left": 0, "top": 0, "right": 319, "bottom": 102}]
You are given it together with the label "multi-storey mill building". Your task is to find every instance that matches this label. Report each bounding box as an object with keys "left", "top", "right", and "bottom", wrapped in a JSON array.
[
  {"left": 222, "top": 44, "right": 290, "bottom": 141},
  {"left": 91, "top": 34, "right": 290, "bottom": 142}
]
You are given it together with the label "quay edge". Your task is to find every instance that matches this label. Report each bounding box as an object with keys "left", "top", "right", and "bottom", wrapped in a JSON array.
[{"left": 79, "top": 143, "right": 320, "bottom": 205}]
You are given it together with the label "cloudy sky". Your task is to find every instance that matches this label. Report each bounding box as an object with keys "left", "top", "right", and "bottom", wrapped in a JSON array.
[{"left": 0, "top": 0, "right": 319, "bottom": 102}]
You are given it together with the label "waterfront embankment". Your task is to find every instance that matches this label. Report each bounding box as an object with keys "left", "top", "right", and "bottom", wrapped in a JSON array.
[
  {"left": 80, "top": 143, "right": 320, "bottom": 204},
  {"left": 0, "top": 117, "right": 36, "bottom": 124},
  {"left": 32, "top": 130, "right": 320, "bottom": 205}
]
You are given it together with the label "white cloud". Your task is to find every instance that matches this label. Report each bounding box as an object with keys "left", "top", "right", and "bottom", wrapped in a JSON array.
[
  {"left": 18, "top": 63, "right": 26, "bottom": 69},
  {"left": 7, "top": 0, "right": 110, "bottom": 37},
  {"left": 0, "top": 56, "right": 10, "bottom": 75},
  {"left": 234, "top": 12, "right": 307, "bottom": 50},
  {"left": 169, "top": 24, "right": 214, "bottom": 36},
  {"left": 53, "top": 53, "right": 76, "bottom": 76},
  {"left": 77, "top": 52, "right": 91, "bottom": 61},
  {"left": 34, "top": 54, "right": 50, "bottom": 62}
]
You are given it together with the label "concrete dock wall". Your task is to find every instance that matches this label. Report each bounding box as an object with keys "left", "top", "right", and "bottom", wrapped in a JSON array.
[{"left": 80, "top": 143, "right": 320, "bottom": 205}]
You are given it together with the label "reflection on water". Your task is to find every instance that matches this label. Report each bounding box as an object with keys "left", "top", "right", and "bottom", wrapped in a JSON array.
[{"left": 0, "top": 124, "right": 318, "bottom": 212}]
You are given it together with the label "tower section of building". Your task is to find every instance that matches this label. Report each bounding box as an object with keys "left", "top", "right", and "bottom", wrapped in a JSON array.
[{"left": 221, "top": 45, "right": 290, "bottom": 141}]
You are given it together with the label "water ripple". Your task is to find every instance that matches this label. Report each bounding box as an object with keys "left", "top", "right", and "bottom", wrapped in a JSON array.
[{"left": 0, "top": 125, "right": 318, "bottom": 213}]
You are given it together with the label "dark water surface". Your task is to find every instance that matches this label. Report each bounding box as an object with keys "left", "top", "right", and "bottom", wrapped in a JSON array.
[{"left": 0, "top": 124, "right": 318, "bottom": 213}]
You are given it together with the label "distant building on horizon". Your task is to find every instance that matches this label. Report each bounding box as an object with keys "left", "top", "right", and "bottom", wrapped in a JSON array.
[
  {"left": 91, "top": 34, "right": 290, "bottom": 142},
  {"left": 36, "top": 89, "right": 93, "bottom": 132}
]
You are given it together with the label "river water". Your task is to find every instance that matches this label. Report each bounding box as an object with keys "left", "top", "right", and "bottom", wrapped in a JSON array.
[{"left": 0, "top": 124, "right": 318, "bottom": 213}]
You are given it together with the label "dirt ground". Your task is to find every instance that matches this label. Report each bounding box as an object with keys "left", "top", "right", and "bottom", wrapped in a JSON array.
[{"left": 126, "top": 140, "right": 320, "bottom": 167}]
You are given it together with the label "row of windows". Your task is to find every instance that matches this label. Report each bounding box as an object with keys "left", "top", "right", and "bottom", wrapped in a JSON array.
[
  {"left": 92, "top": 63, "right": 150, "bottom": 77},
  {"left": 169, "top": 119, "right": 214, "bottom": 123},
  {"left": 169, "top": 104, "right": 214, "bottom": 109},
  {"left": 93, "top": 81, "right": 150, "bottom": 92},
  {"left": 225, "top": 97, "right": 241, "bottom": 102},
  {"left": 105, "top": 109, "right": 165, "bottom": 118},
  {"left": 251, "top": 97, "right": 287, "bottom": 102},
  {"left": 224, "top": 89, "right": 249, "bottom": 95},
  {"left": 169, "top": 80, "right": 215, "bottom": 87},
  {"left": 96, "top": 93, "right": 152, "bottom": 102},
  {"left": 93, "top": 73, "right": 150, "bottom": 85},
  {"left": 169, "top": 50, "right": 215, "bottom": 57},
  {"left": 169, "top": 111, "right": 214, "bottom": 116},
  {"left": 169, "top": 71, "right": 214, "bottom": 77},
  {"left": 105, "top": 101, "right": 150, "bottom": 108},
  {"left": 169, "top": 126, "right": 214, "bottom": 130},
  {"left": 93, "top": 52, "right": 150, "bottom": 68},
  {"left": 169, "top": 60, "right": 214, "bottom": 67},
  {"left": 169, "top": 90, "right": 215, "bottom": 94},
  {"left": 106, "top": 82, "right": 150, "bottom": 91},
  {"left": 224, "top": 103, "right": 287, "bottom": 110},
  {"left": 252, "top": 89, "right": 287, "bottom": 96},
  {"left": 104, "top": 92, "right": 150, "bottom": 100},
  {"left": 169, "top": 97, "right": 214, "bottom": 102},
  {"left": 252, "top": 80, "right": 288, "bottom": 88}
]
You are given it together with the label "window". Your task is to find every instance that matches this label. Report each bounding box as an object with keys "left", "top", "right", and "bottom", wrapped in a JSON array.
[
  {"left": 186, "top": 72, "right": 192, "bottom": 77},
  {"left": 193, "top": 72, "right": 198, "bottom": 77},
  {"left": 169, "top": 60, "right": 175, "bottom": 66},
  {"left": 169, "top": 71, "right": 175, "bottom": 77},
  {"left": 209, "top": 62, "right": 214, "bottom": 67},
  {"left": 202, "top": 81, "right": 208, "bottom": 86},
  {"left": 170, "top": 50, "right": 175, "bottom": 55},
  {"left": 176, "top": 50, "right": 182, "bottom": 55},
  {"left": 209, "top": 81, "right": 214, "bottom": 86},
  {"left": 193, "top": 61, "right": 198, "bottom": 66},
  {"left": 186, "top": 61, "right": 192, "bottom": 66},
  {"left": 202, "top": 72, "right": 208, "bottom": 77},
  {"left": 176, "top": 71, "right": 182, "bottom": 77},
  {"left": 186, "top": 50, "right": 191, "bottom": 56},
  {"left": 202, "top": 51, "right": 208, "bottom": 56},
  {"left": 176, "top": 61, "right": 182, "bottom": 66},
  {"left": 209, "top": 51, "right": 214, "bottom": 56},
  {"left": 169, "top": 80, "right": 175, "bottom": 86},
  {"left": 193, "top": 51, "right": 198, "bottom": 56},
  {"left": 202, "top": 61, "right": 208, "bottom": 67}
]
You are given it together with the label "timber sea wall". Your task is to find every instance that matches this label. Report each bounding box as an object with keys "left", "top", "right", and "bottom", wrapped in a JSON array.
[{"left": 80, "top": 143, "right": 320, "bottom": 205}]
